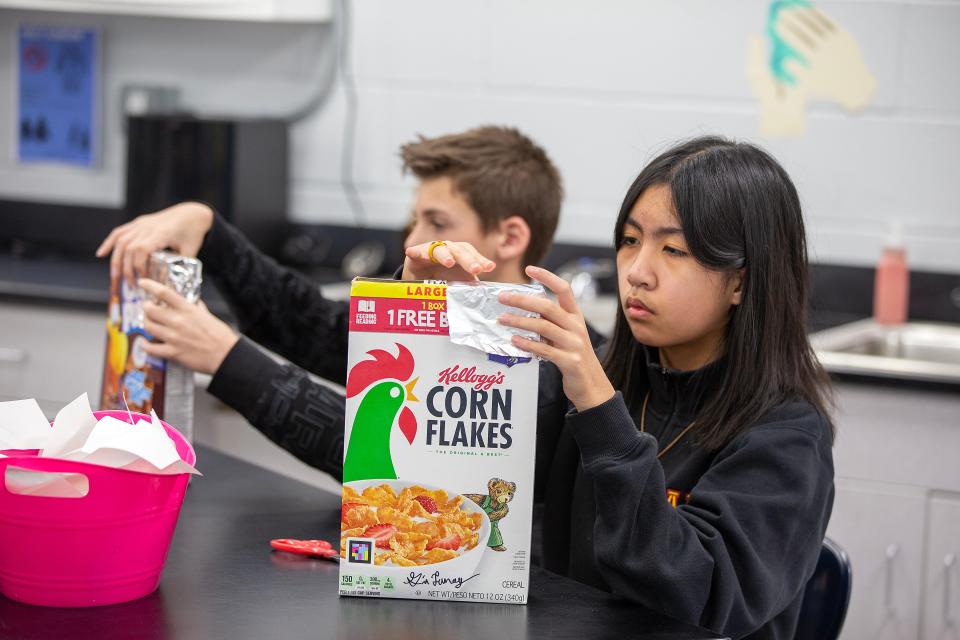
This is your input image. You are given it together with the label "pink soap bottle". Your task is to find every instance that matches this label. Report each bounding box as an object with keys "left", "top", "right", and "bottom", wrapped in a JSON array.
[{"left": 873, "top": 221, "right": 909, "bottom": 325}]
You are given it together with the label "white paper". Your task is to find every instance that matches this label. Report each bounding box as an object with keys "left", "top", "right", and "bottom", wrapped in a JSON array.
[
  {"left": 120, "top": 457, "right": 200, "bottom": 475},
  {"left": 60, "top": 444, "right": 140, "bottom": 469},
  {"left": 0, "top": 395, "right": 199, "bottom": 476},
  {"left": 41, "top": 392, "right": 97, "bottom": 457},
  {"left": 0, "top": 398, "right": 51, "bottom": 450},
  {"left": 60, "top": 412, "right": 200, "bottom": 475},
  {"left": 3, "top": 467, "right": 89, "bottom": 498}
]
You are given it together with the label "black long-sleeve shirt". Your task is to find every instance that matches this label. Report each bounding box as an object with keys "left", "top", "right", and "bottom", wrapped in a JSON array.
[
  {"left": 200, "top": 214, "right": 834, "bottom": 639},
  {"left": 200, "top": 214, "right": 350, "bottom": 476}
]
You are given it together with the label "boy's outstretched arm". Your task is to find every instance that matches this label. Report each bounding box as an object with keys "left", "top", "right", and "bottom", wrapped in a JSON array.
[
  {"left": 208, "top": 335, "right": 345, "bottom": 480},
  {"left": 199, "top": 210, "right": 351, "bottom": 386}
]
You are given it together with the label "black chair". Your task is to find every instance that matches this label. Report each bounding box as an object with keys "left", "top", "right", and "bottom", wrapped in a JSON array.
[{"left": 794, "top": 537, "right": 852, "bottom": 640}]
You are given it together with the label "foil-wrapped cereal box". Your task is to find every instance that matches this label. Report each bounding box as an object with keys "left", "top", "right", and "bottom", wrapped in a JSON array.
[
  {"left": 99, "top": 251, "right": 201, "bottom": 442},
  {"left": 339, "top": 278, "right": 542, "bottom": 605}
]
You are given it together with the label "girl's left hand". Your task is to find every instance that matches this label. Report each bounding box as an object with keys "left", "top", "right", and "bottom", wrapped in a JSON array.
[
  {"left": 138, "top": 279, "right": 239, "bottom": 375},
  {"left": 498, "top": 265, "right": 615, "bottom": 412}
]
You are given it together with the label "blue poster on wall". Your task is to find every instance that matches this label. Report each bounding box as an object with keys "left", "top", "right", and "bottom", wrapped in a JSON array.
[{"left": 17, "top": 25, "right": 98, "bottom": 167}]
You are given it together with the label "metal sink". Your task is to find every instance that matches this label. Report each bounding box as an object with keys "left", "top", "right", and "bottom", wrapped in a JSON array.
[{"left": 811, "top": 320, "right": 960, "bottom": 384}]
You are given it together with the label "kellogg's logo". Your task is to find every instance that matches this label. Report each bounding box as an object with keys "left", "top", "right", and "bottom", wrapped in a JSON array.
[{"left": 437, "top": 365, "right": 505, "bottom": 391}]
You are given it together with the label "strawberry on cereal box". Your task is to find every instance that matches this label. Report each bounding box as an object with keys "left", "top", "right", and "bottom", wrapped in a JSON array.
[{"left": 338, "top": 278, "right": 542, "bottom": 605}]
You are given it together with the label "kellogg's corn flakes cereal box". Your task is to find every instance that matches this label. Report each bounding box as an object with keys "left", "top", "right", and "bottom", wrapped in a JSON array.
[{"left": 339, "top": 278, "right": 540, "bottom": 605}]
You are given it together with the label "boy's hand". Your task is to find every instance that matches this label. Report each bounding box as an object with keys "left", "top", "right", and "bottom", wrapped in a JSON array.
[
  {"left": 138, "top": 278, "right": 238, "bottom": 375},
  {"left": 96, "top": 202, "right": 214, "bottom": 286},
  {"left": 497, "top": 265, "right": 615, "bottom": 412},
  {"left": 402, "top": 240, "right": 496, "bottom": 282}
]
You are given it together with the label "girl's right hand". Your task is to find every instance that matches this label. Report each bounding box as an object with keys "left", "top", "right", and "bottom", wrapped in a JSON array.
[
  {"left": 95, "top": 201, "right": 214, "bottom": 285},
  {"left": 402, "top": 240, "right": 496, "bottom": 281}
]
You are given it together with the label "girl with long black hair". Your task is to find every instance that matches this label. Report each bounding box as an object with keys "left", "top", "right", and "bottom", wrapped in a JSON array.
[{"left": 404, "top": 136, "right": 835, "bottom": 639}]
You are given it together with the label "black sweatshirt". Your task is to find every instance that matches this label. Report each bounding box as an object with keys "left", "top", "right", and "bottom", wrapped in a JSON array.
[
  {"left": 537, "top": 352, "right": 835, "bottom": 640},
  {"left": 201, "top": 214, "right": 834, "bottom": 640}
]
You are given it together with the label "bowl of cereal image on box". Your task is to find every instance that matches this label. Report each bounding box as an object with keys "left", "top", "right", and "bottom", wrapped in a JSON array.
[{"left": 340, "top": 479, "right": 490, "bottom": 576}]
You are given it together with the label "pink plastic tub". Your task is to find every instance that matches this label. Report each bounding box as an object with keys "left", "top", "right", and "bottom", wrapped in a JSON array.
[{"left": 0, "top": 410, "right": 196, "bottom": 607}]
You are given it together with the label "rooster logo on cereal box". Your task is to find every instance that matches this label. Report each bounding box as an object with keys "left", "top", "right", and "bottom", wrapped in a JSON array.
[{"left": 343, "top": 343, "right": 419, "bottom": 483}]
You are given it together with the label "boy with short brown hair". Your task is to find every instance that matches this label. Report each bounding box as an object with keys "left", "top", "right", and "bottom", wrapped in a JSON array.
[{"left": 400, "top": 125, "right": 561, "bottom": 269}]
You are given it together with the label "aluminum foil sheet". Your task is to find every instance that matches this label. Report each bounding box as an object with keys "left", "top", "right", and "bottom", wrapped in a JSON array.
[
  {"left": 148, "top": 251, "right": 203, "bottom": 304},
  {"left": 446, "top": 280, "right": 546, "bottom": 358}
]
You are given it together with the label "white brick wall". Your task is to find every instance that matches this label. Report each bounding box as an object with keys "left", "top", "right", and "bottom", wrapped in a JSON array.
[{"left": 1, "top": 1, "right": 958, "bottom": 271}]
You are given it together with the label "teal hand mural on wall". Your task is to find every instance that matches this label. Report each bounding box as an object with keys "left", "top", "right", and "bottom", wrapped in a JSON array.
[
  {"left": 747, "top": 1, "right": 876, "bottom": 137},
  {"left": 767, "top": 0, "right": 812, "bottom": 85}
]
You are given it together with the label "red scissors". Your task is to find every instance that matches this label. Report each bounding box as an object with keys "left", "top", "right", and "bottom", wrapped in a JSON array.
[{"left": 270, "top": 539, "right": 339, "bottom": 562}]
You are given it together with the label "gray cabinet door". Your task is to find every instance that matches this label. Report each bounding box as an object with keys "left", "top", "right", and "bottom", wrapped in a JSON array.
[
  {"left": 922, "top": 492, "right": 960, "bottom": 640},
  {"left": 828, "top": 479, "right": 926, "bottom": 640},
  {"left": 0, "top": 303, "right": 105, "bottom": 409}
]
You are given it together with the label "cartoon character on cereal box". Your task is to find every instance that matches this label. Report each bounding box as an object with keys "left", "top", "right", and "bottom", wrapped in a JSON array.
[{"left": 466, "top": 478, "right": 516, "bottom": 552}]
